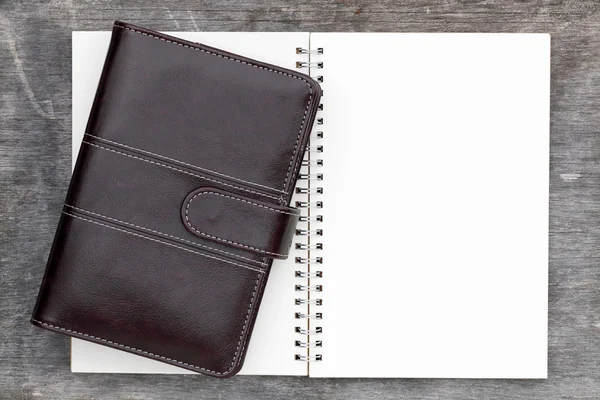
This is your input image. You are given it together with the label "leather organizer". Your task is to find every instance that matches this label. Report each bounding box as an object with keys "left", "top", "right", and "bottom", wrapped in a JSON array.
[{"left": 31, "top": 21, "right": 322, "bottom": 377}]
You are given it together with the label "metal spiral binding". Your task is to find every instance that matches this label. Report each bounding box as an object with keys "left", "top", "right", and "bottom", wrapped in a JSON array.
[
  {"left": 294, "top": 46, "right": 324, "bottom": 363},
  {"left": 296, "top": 61, "right": 323, "bottom": 69},
  {"left": 296, "top": 47, "right": 324, "bottom": 55}
]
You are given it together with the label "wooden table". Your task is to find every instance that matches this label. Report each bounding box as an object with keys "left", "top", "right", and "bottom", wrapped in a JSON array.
[{"left": 2, "top": 1, "right": 599, "bottom": 398}]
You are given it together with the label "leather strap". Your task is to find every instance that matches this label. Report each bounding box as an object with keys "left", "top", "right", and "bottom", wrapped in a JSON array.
[{"left": 181, "top": 187, "right": 300, "bottom": 259}]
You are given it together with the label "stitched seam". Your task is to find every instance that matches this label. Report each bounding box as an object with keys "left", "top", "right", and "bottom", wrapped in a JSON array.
[
  {"left": 62, "top": 212, "right": 265, "bottom": 274},
  {"left": 34, "top": 278, "right": 261, "bottom": 376},
  {"left": 113, "top": 24, "right": 312, "bottom": 192},
  {"left": 82, "top": 141, "right": 279, "bottom": 201},
  {"left": 64, "top": 204, "right": 263, "bottom": 266},
  {"left": 32, "top": 318, "right": 217, "bottom": 372},
  {"left": 53, "top": 24, "right": 310, "bottom": 376},
  {"left": 84, "top": 133, "right": 286, "bottom": 194},
  {"left": 234, "top": 268, "right": 263, "bottom": 371},
  {"left": 185, "top": 192, "right": 296, "bottom": 257},
  {"left": 32, "top": 276, "right": 262, "bottom": 375},
  {"left": 284, "top": 93, "right": 312, "bottom": 191},
  {"left": 62, "top": 211, "right": 264, "bottom": 374},
  {"left": 190, "top": 191, "right": 298, "bottom": 215},
  {"left": 230, "top": 272, "right": 261, "bottom": 374},
  {"left": 238, "top": 258, "right": 268, "bottom": 364}
]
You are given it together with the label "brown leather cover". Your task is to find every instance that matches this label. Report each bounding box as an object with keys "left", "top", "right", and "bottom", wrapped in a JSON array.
[{"left": 31, "top": 21, "right": 321, "bottom": 377}]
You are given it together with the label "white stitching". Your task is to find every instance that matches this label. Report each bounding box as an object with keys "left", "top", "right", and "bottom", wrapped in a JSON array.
[
  {"left": 44, "top": 23, "right": 309, "bottom": 376},
  {"left": 113, "top": 24, "right": 312, "bottom": 192},
  {"left": 184, "top": 191, "right": 297, "bottom": 257},
  {"left": 82, "top": 141, "right": 279, "bottom": 201},
  {"left": 189, "top": 191, "right": 299, "bottom": 215},
  {"left": 284, "top": 94, "right": 312, "bottom": 191},
  {"left": 84, "top": 133, "right": 286, "bottom": 194},
  {"left": 32, "top": 272, "right": 261, "bottom": 375},
  {"left": 61, "top": 210, "right": 265, "bottom": 374},
  {"left": 233, "top": 268, "right": 262, "bottom": 372},
  {"left": 238, "top": 260, "right": 267, "bottom": 366},
  {"left": 62, "top": 212, "right": 265, "bottom": 274},
  {"left": 112, "top": 23, "right": 304, "bottom": 375},
  {"left": 32, "top": 318, "right": 220, "bottom": 373},
  {"left": 64, "top": 204, "right": 264, "bottom": 266}
]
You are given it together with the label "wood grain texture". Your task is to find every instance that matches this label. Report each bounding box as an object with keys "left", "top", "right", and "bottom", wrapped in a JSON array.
[{"left": 1, "top": 0, "right": 599, "bottom": 398}]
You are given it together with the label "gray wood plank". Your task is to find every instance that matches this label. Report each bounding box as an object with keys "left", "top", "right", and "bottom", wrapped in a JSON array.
[{"left": 2, "top": 0, "right": 600, "bottom": 398}]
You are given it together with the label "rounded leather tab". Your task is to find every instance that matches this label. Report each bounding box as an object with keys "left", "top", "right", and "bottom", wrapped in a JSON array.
[{"left": 181, "top": 187, "right": 300, "bottom": 259}]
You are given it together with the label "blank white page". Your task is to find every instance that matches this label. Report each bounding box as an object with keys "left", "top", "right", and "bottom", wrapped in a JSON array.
[
  {"left": 309, "top": 33, "right": 549, "bottom": 378},
  {"left": 71, "top": 31, "right": 310, "bottom": 376}
]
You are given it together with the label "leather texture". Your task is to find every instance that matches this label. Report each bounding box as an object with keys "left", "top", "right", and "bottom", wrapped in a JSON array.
[
  {"left": 182, "top": 188, "right": 300, "bottom": 259},
  {"left": 31, "top": 21, "right": 321, "bottom": 377}
]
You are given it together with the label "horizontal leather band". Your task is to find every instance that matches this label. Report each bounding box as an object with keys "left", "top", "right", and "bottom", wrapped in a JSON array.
[{"left": 181, "top": 187, "right": 300, "bottom": 259}]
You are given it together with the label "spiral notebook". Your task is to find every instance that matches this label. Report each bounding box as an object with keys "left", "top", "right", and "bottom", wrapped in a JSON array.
[{"left": 70, "top": 31, "right": 550, "bottom": 378}]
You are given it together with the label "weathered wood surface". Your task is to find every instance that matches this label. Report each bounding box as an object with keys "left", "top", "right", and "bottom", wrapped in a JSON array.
[{"left": 1, "top": 0, "right": 600, "bottom": 398}]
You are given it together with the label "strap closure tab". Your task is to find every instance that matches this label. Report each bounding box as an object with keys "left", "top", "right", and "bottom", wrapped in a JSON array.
[{"left": 181, "top": 188, "right": 300, "bottom": 259}]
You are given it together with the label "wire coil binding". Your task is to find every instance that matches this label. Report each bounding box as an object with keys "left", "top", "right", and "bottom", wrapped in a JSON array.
[
  {"left": 295, "top": 355, "right": 323, "bottom": 361},
  {"left": 294, "top": 45, "right": 324, "bottom": 362},
  {"left": 295, "top": 312, "right": 323, "bottom": 319},
  {"left": 296, "top": 61, "right": 323, "bottom": 69},
  {"left": 296, "top": 47, "right": 324, "bottom": 55}
]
